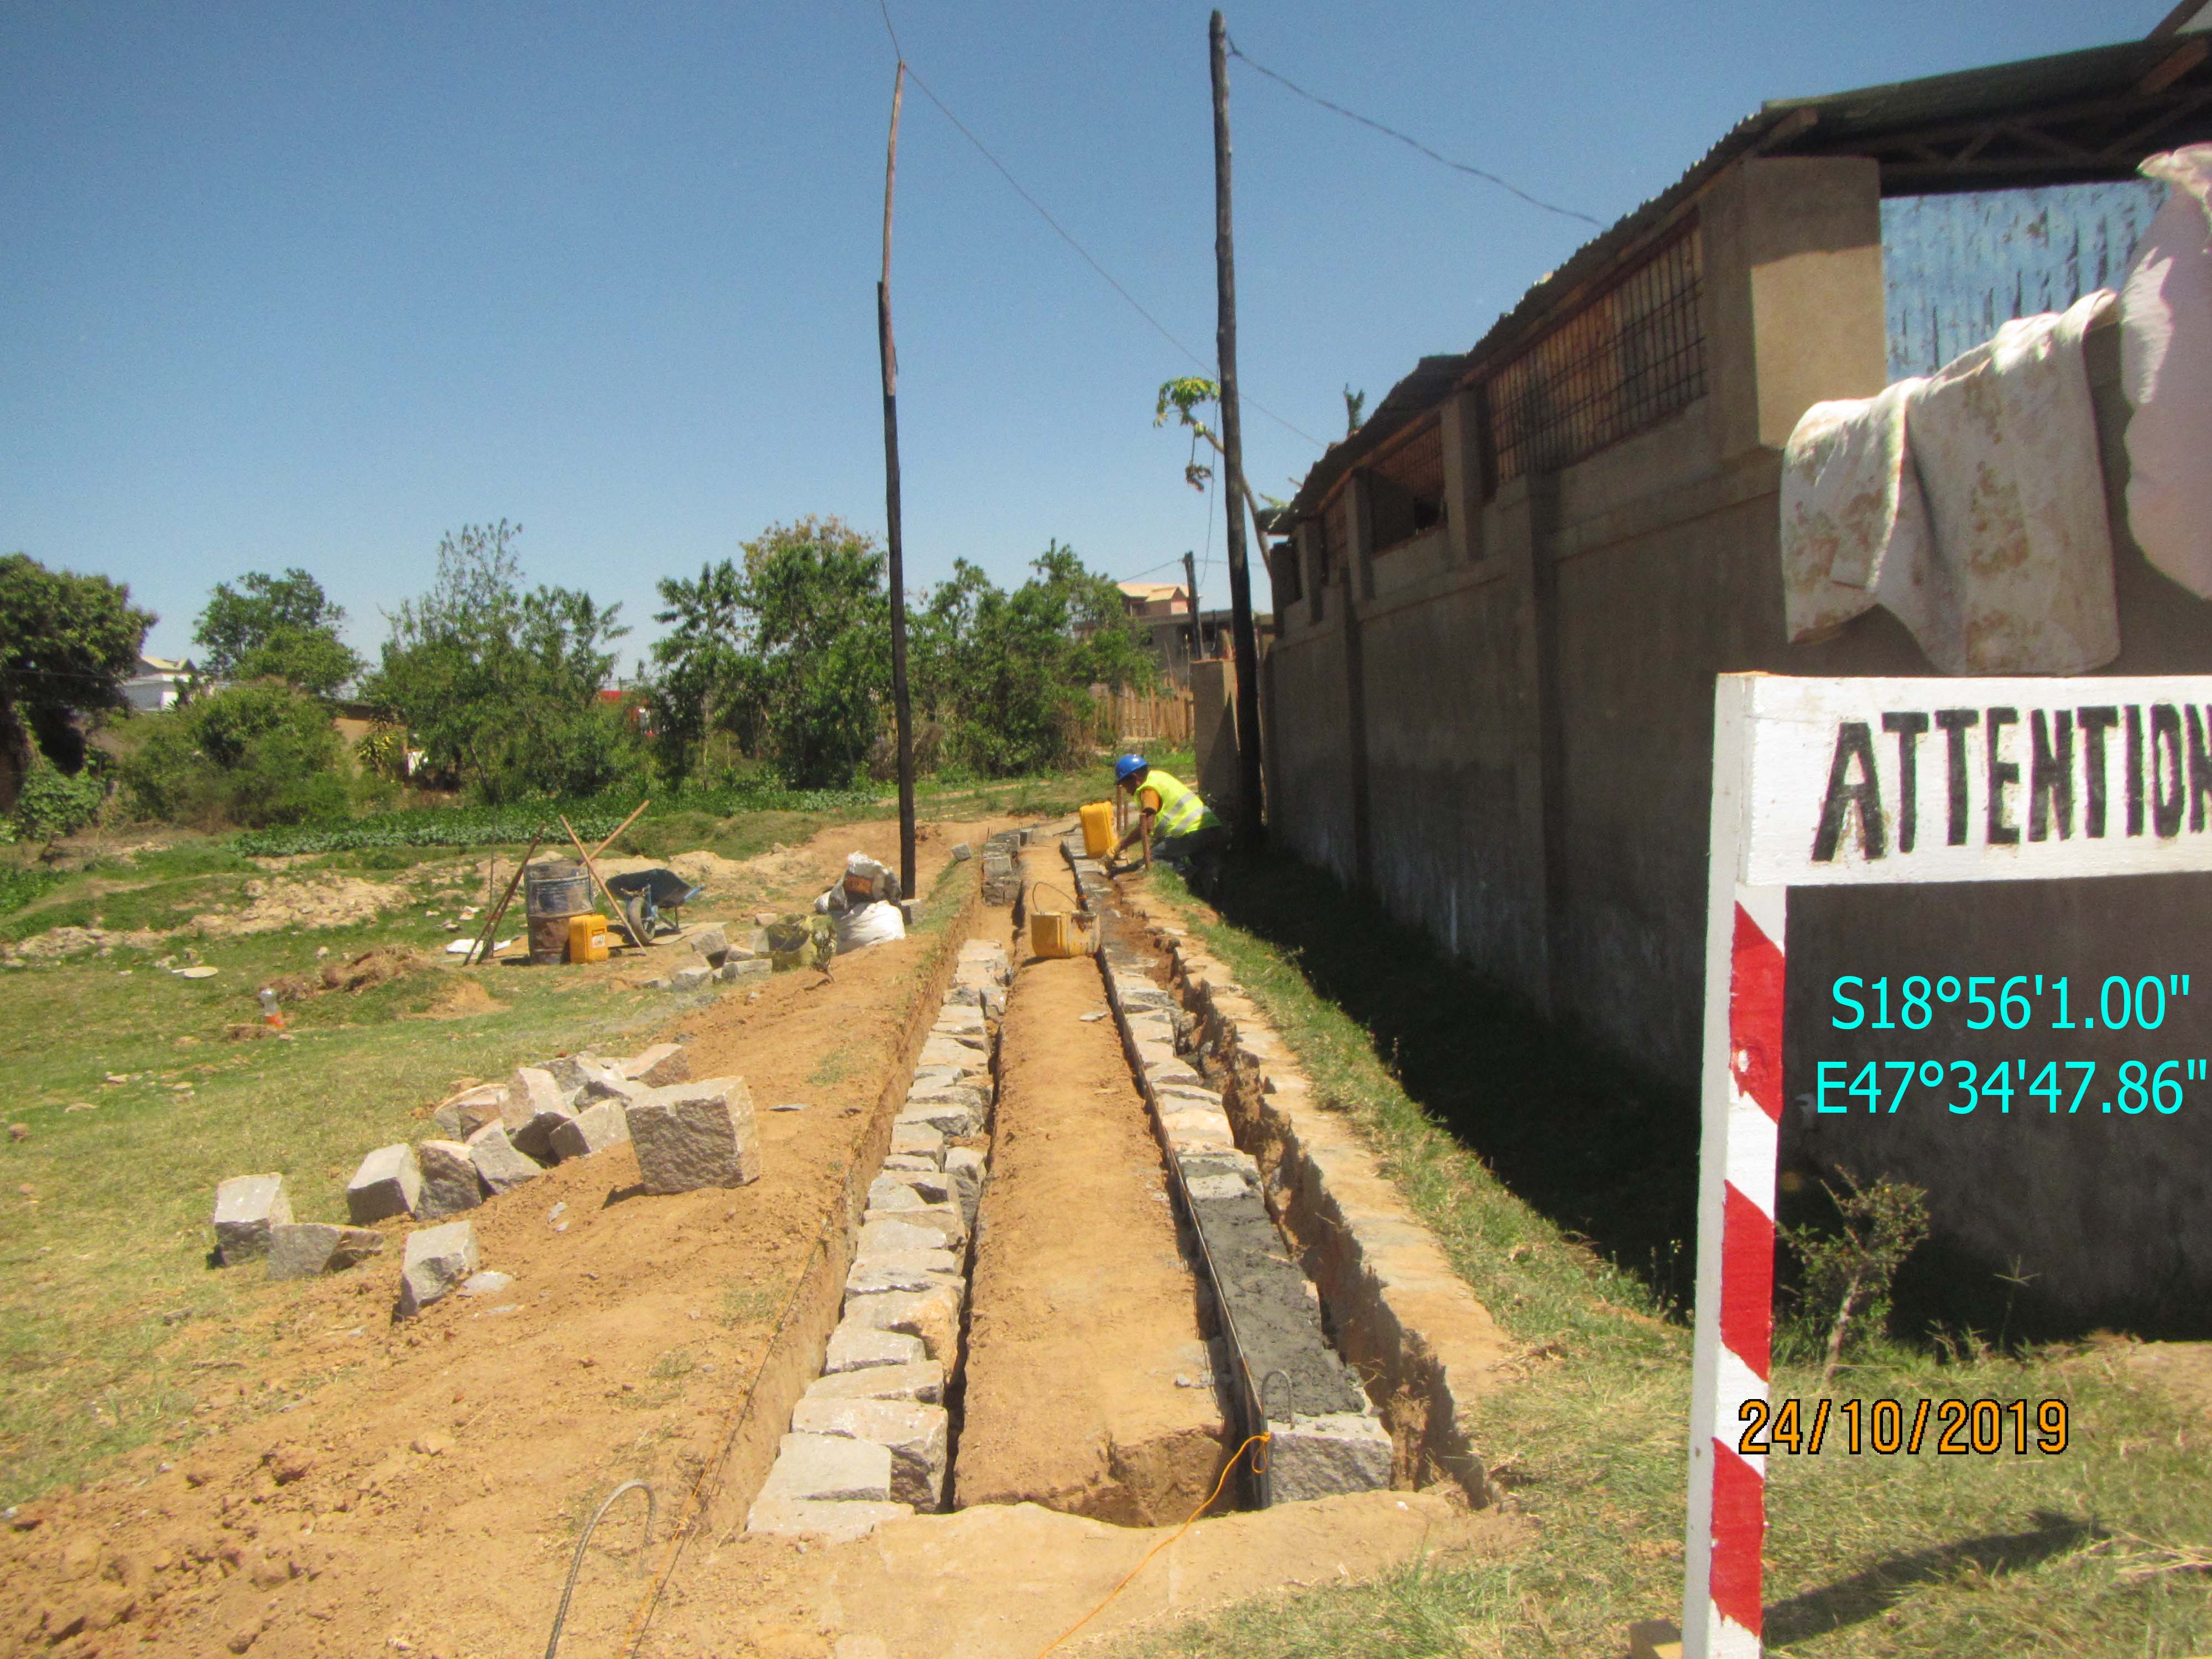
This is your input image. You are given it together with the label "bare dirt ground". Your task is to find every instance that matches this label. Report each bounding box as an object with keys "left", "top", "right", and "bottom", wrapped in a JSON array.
[
  {"left": 642, "top": 1490, "right": 1521, "bottom": 1659},
  {"left": 0, "top": 818, "right": 992, "bottom": 1659},
  {"left": 953, "top": 849, "right": 1224, "bottom": 1525}
]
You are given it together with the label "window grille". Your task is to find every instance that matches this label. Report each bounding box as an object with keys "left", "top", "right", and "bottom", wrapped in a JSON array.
[
  {"left": 1489, "top": 220, "right": 1707, "bottom": 484},
  {"left": 1365, "top": 419, "right": 1447, "bottom": 552}
]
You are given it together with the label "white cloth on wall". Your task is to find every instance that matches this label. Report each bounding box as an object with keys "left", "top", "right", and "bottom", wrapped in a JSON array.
[
  {"left": 1781, "top": 290, "right": 2120, "bottom": 674},
  {"left": 2120, "top": 143, "right": 2212, "bottom": 601}
]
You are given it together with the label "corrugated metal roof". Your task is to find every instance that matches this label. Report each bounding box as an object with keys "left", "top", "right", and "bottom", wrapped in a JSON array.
[{"left": 1289, "top": 34, "right": 2212, "bottom": 518}]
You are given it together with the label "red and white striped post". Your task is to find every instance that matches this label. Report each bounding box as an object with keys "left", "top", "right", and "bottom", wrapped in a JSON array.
[
  {"left": 1685, "top": 677, "right": 1785, "bottom": 1658},
  {"left": 1681, "top": 672, "right": 2212, "bottom": 1658}
]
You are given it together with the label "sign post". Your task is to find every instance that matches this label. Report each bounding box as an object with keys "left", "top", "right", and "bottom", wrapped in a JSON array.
[{"left": 1683, "top": 672, "right": 2212, "bottom": 1658}]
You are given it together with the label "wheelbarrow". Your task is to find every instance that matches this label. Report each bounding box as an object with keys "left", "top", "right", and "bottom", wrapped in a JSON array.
[{"left": 603, "top": 868, "right": 705, "bottom": 945}]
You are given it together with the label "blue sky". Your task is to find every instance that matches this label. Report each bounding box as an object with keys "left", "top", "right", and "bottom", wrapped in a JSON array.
[{"left": 1, "top": 2, "right": 2151, "bottom": 673}]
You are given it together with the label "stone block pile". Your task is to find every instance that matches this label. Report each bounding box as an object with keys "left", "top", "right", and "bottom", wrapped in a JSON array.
[
  {"left": 210, "top": 1037, "right": 761, "bottom": 1308},
  {"left": 747, "top": 936, "right": 1009, "bottom": 1541},
  {"left": 978, "top": 832, "right": 1022, "bottom": 906},
  {"left": 637, "top": 927, "right": 773, "bottom": 992}
]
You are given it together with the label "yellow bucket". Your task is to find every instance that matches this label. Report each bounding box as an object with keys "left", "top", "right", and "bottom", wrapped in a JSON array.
[
  {"left": 566, "top": 913, "right": 610, "bottom": 964},
  {"left": 1027, "top": 883, "right": 1094, "bottom": 959},
  {"left": 1079, "top": 800, "right": 1115, "bottom": 858}
]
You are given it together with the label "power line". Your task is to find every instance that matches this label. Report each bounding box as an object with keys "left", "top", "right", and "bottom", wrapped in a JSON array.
[
  {"left": 1225, "top": 35, "right": 1603, "bottom": 229},
  {"left": 871, "top": 3, "right": 1327, "bottom": 452}
]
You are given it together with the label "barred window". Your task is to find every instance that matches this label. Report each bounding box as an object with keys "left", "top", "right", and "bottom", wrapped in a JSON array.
[
  {"left": 1490, "top": 220, "right": 1707, "bottom": 484},
  {"left": 1365, "top": 419, "right": 1446, "bottom": 553}
]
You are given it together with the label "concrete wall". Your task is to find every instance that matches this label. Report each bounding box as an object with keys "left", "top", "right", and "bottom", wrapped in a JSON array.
[{"left": 1268, "top": 155, "right": 2212, "bottom": 1330}]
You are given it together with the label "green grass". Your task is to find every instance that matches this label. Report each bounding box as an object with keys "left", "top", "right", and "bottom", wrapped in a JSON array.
[{"left": 1117, "top": 859, "right": 2212, "bottom": 1659}]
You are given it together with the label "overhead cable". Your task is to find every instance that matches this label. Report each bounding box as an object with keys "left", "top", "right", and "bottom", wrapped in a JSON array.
[
  {"left": 1225, "top": 35, "right": 1603, "bottom": 228},
  {"left": 872, "top": 2, "right": 1328, "bottom": 452}
]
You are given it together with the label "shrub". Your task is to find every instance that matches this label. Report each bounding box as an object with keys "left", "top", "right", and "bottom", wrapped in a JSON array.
[
  {"left": 12, "top": 751, "right": 105, "bottom": 844},
  {"left": 120, "top": 683, "right": 349, "bottom": 830}
]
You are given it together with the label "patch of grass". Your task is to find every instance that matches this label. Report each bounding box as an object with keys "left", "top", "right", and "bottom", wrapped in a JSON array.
[
  {"left": 0, "top": 865, "right": 64, "bottom": 916},
  {"left": 1117, "top": 862, "right": 2212, "bottom": 1659}
]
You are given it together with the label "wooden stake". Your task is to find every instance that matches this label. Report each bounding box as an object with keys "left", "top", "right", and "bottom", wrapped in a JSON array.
[
  {"left": 879, "top": 60, "right": 919, "bottom": 904},
  {"left": 591, "top": 799, "right": 650, "bottom": 860},
  {"left": 468, "top": 827, "right": 544, "bottom": 966},
  {"left": 560, "top": 815, "right": 646, "bottom": 948},
  {"left": 1211, "top": 10, "right": 1266, "bottom": 847}
]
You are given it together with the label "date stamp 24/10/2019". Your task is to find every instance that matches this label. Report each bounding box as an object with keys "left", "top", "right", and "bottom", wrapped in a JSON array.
[{"left": 1738, "top": 1396, "right": 2070, "bottom": 1458}]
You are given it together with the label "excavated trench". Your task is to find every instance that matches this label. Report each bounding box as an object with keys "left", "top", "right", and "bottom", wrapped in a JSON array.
[{"left": 745, "top": 821, "right": 1395, "bottom": 1543}]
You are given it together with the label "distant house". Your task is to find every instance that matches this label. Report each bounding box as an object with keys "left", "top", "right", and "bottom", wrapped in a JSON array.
[
  {"left": 1119, "top": 581, "right": 1195, "bottom": 686},
  {"left": 120, "top": 655, "right": 195, "bottom": 712}
]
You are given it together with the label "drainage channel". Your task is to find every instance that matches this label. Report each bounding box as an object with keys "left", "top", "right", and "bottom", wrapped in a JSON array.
[
  {"left": 953, "top": 838, "right": 1227, "bottom": 1523},
  {"left": 745, "top": 821, "right": 1390, "bottom": 1543},
  {"left": 1066, "top": 836, "right": 1396, "bottom": 1504}
]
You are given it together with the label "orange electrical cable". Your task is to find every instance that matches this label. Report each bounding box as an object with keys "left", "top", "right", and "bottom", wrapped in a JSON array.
[{"left": 1032, "top": 1431, "right": 1272, "bottom": 1659}]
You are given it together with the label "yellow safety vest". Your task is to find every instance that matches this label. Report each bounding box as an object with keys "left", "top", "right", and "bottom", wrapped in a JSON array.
[{"left": 1139, "top": 769, "right": 1218, "bottom": 838}]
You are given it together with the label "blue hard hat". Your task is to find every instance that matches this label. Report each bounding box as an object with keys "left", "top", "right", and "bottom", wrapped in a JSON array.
[{"left": 1114, "top": 753, "right": 1147, "bottom": 784}]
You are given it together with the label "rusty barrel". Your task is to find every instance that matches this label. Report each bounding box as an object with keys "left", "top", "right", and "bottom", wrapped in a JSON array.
[{"left": 523, "top": 859, "right": 592, "bottom": 965}]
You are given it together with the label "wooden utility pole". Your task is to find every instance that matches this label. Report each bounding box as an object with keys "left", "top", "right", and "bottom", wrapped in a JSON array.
[
  {"left": 1210, "top": 9, "right": 1265, "bottom": 844},
  {"left": 878, "top": 61, "right": 917, "bottom": 900},
  {"left": 1182, "top": 550, "right": 1199, "bottom": 666}
]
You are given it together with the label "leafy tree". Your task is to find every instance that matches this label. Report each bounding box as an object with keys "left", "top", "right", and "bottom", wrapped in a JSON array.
[
  {"left": 363, "top": 521, "right": 640, "bottom": 801},
  {"left": 1153, "top": 377, "right": 1284, "bottom": 536},
  {"left": 0, "top": 553, "right": 154, "bottom": 787},
  {"left": 194, "top": 568, "right": 363, "bottom": 697},
  {"left": 913, "top": 542, "right": 1156, "bottom": 776},
  {"left": 646, "top": 517, "right": 889, "bottom": 789},
  {"left": 119, "top": 682, "right": 348, "bottom": 829}
]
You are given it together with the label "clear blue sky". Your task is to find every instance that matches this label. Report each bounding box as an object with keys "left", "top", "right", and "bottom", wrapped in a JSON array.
[{"left": 1, "top": 2, "right": 2154, "bottom": 674}]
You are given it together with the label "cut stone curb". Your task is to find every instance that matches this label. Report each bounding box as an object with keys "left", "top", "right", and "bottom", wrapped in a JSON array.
[
  {"left": 547, "top": 1099, "right": 630, "bottom": 1162},
  {"left": 265, "top": 1222, "right": 382, "bottom": 1280},
  {"left": 619, "top": 1044, "right": 690, "bottom": 1087},
  {"left": 823, "top": 1326, "right": 924, "bottom": 1374},
  {"left": 414, "top": 1140, "right": 483, "bottom": 1220},
  {"left": 804, "top": 1360, "right": 946, "bottom": 1406},
  {"left": 757, "top": 1432, "right": 894, "bottom": 1503},
  {"left": 790, "top": 1397, "right": 949, "bottom": 1510},
  {"left": 212, "top": 1173, "right": 291, "bottom": 1265},
  {"left": 345, "top": 1144, "right": 422, "bottom": 1225},
  {"left": 627, "top": 1076, "right": 760, "bottom": 1193},
  {"left": 744, "top": 1495, "right": 912, "bottom": 1544},
  {"left": 466, "top": 1123, "right": 544, "bottom": 1194},
  {"left": 1267, "top": 1410, "right": 1397, "bottom": 1501},
  {"left": 431, "top": 1084, "right": 506, "bottom": 1141},
  {"left": 844, "top": 1282, "right": 961, "bottom": 1361},
  {"left": 396, "top": 1219, "right": 479, "bottom": 1318},
  {"left": 502, "top": 1067, "right": 565, "bottom": 1131}
]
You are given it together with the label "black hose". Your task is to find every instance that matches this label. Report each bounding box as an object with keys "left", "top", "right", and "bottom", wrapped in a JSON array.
[{"left": 543, "top": 1479, "right": 656, "bottom": 1659}]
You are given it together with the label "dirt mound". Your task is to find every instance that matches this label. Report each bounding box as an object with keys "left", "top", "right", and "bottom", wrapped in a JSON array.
[
  {"left": 419, "top": 977, "right": 509, "bottom": 1020},
  {"left": 265, "top": 947, "right": 424, "bottom": 1004}
]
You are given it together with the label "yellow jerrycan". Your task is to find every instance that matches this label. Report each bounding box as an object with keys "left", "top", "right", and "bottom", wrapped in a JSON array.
[{"left": 1079, "top": 800, "right": 1115, "bottom": 858}]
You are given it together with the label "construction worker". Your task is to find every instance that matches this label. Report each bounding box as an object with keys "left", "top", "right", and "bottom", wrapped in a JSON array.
[{"left": 1108, "top": 754, "right": 1225, "bottom": 889}]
